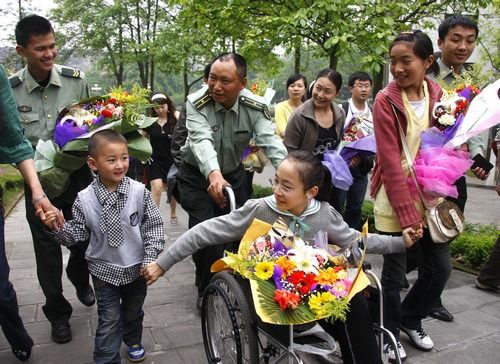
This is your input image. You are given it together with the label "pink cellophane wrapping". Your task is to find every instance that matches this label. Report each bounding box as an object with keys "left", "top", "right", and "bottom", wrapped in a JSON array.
[{"left": 409, "top": 147, "right": 473, "bottom": 198}]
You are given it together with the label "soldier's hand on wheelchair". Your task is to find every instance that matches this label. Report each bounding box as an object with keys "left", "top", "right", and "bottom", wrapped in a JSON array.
[
  {"left": 402, "top": 226, "right": 423, "bottom": 248},
  {"left": 141, "top": 262, "right": 166, "bottom": 285}
]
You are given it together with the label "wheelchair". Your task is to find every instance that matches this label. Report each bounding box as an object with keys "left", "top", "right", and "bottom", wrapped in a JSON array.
[{"left": 200, "top": 188, "right": 402, "bottom": 364}]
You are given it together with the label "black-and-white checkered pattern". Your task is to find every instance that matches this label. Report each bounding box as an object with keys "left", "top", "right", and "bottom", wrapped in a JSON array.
[{"left": 50, "top": 177, "right": 165, "bottom": 286}]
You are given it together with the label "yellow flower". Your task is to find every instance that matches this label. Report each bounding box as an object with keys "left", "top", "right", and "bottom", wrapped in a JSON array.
[
  {"left": 276, "top": 256, "right": 295, "bottom": 278},
  {"left": 255, "top": 262, "right": 274, "bottom": 280},
  {"left": 308, "top": 291, "right": 336, "bottom": 317},
  {"left": 315, "top": 267, "right": 337, "bottom": 285}
]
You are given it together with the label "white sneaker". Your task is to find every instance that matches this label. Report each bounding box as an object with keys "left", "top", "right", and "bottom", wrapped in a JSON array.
[
  {"left": 384, "top": 341, "right": 407, "bottom": 362},
  {"left": 400, "top": 326, "right": 434, "bottom": 351}
]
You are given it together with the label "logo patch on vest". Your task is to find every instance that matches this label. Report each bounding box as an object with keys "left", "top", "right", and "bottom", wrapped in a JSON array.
[{"left": 129, "top": 212, "right": 139, "bottom": 226}]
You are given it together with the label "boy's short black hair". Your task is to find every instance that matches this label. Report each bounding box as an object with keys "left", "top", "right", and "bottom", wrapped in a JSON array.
[
  {"left": 438, "top": 15, "right": 479, "bottom": 40},
  {"left": 15, "top": 15, "right": 54, "bottom": 47},
  {"left": 88, "top": 130, "right": 127, "bottom": 158},
  {"left": 348, "top": 72, "right": 372, "bottom": 87}
]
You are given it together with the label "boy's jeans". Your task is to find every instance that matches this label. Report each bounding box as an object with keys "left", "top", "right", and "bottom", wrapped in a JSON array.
[{"left": 92, "top": 276, "right": 147, "bottom": 364}]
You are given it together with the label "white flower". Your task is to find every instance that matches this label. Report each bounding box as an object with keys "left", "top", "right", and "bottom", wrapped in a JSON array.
[
  {"left": 288, "top": 239, "right": 328, "bottom": 274},
  {"left": 59, "top": 107, "right": 95, "bottom": 127},
  {"left": 439, "top": 113, "right": 456, "bottom": 126}
]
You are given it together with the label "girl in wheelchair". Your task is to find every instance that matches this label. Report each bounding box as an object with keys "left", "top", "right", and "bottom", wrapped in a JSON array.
[{"left": 143, "top": 150, "right": 421, "bottom": 363}]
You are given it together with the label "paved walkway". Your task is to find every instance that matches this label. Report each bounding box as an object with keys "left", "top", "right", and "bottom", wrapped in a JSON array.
[{"left": 0, "top": 180, "right": 499, "bottom": 363}]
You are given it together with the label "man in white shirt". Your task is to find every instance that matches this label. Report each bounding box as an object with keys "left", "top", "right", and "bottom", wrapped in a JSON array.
[{"left": 338, "top": 72, "right": 373, "bottom": 228}]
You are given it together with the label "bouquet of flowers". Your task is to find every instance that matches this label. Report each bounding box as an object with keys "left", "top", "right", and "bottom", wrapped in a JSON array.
[
  {"left": 211, "top": 218, "right": 370, "bottom": 325},
  {"left": 34, "top": 86, "right": 157, "bottom": 198},
  {"left": 411, "top": 82, "right": 481, "bottom": 199},
  {"left": 322, "top": 108, "right": 376, "bottom": 191}
]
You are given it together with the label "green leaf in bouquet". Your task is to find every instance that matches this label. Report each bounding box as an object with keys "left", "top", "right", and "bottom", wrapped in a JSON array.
[
  {"left": 119, "top": 115, "right": 157, "bottom": 134},
  {"left": 39, "top": 150, "right": 86, "bottom": 198},
  {"left": 254, "top": 278, "right": 316, "bottom": 325},
  {"left": 125, "top": 131, "right": 152, "bottom": 162}
]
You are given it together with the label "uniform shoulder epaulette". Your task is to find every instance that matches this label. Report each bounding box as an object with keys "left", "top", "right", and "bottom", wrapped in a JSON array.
[
  {"left": 239, "top": 95, "right": 271, "bottom": 119},
  {"left": 9, "top": 74, "right": 22, "bottom": 88},
  {"left": 60, "top": 66, "right": 82, "bottom": 78},
  {"left": 193, "top": 90, "right": 212, "bottom": 110}
]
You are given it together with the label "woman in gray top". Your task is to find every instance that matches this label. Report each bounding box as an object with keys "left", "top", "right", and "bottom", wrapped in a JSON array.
[{"left": 143, "top": 151, "right": 420, "bottom": 363}]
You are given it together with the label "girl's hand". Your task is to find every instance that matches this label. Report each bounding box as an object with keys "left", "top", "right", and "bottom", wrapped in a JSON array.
[
  {"left": 141, "top": 262, "right": 166, "bottom": 285},
  {"left": 402, "top": 226, "right": 423, "bottom": 248}
]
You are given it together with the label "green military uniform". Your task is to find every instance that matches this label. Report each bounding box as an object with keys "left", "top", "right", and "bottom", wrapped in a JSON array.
[
  {"left": 9, "top": 64, "right": 92, "bottom": 327},
  {"left": 0, "top": 64, "right": 34, "bottom": 355},
  {"left": 178, "top": 86, "right": 287, "bottom": 295},
  {"left": 182, "top": 87, "right": 286, "bottom": 178},
  {"left": 10, "top": 64, "right": 89, "bottom": 146}
]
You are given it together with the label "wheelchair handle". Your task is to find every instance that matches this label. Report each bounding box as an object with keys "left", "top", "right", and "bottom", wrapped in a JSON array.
[{"left": 223, "top": 185, "right": 236, "bottom": 212}]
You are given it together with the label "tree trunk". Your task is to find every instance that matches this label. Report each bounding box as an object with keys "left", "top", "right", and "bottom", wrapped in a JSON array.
[
  {"left": 294, "top": 43, "right": 301, "bottom": 74},
  {"left": 183, "top": 62, "right": 189, "bottom": 101},
  {"left": 372, "top": 67, "right": 384, "bottom": 97},
  {"left": 328, "top": 48, "right": 338, "bottom": 70}
]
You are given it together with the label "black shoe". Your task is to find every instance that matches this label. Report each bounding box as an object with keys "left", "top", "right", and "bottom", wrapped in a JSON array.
[
  {"left": 51, "top": 322, "right": 72, "bottom": 343},
  {"left": 428, "top": 305, "right": 454, "bottom": 322},
  {"left": 76, "top": 285, "right": 95, "bottom": 307},
  {"left": 12, "top": 347, "right": 32, "bottom": 362}
]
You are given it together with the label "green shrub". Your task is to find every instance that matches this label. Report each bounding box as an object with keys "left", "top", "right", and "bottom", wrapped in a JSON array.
[
  {"left": 360, "top": 200, "right": 376, "bottom": 232},
  {"left": 450, "top": 223, "right": 499, "bottom": 269},
  {"left": 251, "top": 185, "right": 273, "bottom": 198}
]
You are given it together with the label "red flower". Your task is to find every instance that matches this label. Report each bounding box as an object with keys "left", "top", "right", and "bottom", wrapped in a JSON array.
[
  {"left": 274, "top": 289, "right": 301, "bottom": 310},
  {"left": 287, "top": 271, "right": 316, "bottom": 295},
  {"left": 101, "top": 109, "right": 113, "bottom": 118},
  {"left": 107, "top": 97, "right": 118, "bottom": 105}
]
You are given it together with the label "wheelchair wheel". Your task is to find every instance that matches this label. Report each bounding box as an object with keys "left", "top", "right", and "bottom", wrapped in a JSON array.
[{"left": 201, "top": 271, "right": 259, "bottom": 364}]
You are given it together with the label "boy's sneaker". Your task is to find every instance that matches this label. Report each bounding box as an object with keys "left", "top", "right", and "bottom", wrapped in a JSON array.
[
  {"left": 384, "top": 341, "right": 407, "bottom": 362},
  {"left": 128, "top": 344, "right": 145, "bottom": 362},
  {"left": 400, "top": 326, "right": 434, "bottom": 351}
]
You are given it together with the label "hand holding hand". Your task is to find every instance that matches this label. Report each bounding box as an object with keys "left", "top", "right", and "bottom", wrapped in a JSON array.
[
  {"left": 39, "top": 210, "right": 64, "bottom": 230},
  {"left": 403, "top": 224, "right": 424, "bottom": 248},
  {"left": 141, "top": 262, "right": 166, "bottom": 285},
  {"left": 207, "top": 170, "right": 230, "bottom": 208},
  {"left": 35, "top": 198, "right": 65, "bottom": 229}
]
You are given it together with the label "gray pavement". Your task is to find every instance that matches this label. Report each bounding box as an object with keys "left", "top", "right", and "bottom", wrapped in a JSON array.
[{"left": 0, "top": 176, "right": 499, "bottom": 363}]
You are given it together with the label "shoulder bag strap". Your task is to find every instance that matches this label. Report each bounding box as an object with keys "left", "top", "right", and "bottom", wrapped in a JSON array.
[{"left": 389, "top": 103, "right": 430, "bottom": 209}]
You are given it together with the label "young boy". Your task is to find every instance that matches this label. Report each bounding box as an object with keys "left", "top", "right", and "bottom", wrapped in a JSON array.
[
  {"left": 338, "top": 71, "right": 373, "bottom": 229},
  {"left": 43, "top": 130, "right": 165, "bottom": 363}
]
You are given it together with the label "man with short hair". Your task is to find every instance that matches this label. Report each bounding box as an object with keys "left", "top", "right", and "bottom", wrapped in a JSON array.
[
  {"left": 339, "top": 72, "right": 373, "bottom": 229},
  {"left": 10, "top": 15, "right": 94, "bottom": 344},
  {"left": 178, "top": 53, "right": 287, "bottom": 308},
  {"left": 424, "top": 15, "right": 489, "bottom": 322}
]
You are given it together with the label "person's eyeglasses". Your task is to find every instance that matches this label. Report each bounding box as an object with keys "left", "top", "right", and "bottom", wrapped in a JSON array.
[{"left": 269, "top": 177, "right": 295, "bottom": 194}]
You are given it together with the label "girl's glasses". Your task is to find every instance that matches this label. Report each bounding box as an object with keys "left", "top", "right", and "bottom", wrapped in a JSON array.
[{"left": 269, "top": 177, "right": 295, "bottom": 194}]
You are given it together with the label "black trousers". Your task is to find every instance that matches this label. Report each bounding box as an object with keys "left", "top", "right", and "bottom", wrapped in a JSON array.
[
  {"left": 24, "top": 165, "right": 92, "bottom": 324},
  {"left": 0, "top": 195, "right": 34, "bottom": 352},
  {"left": 319, "top": 292, "right": 382, "bottom": 364},
  {"left": 381, "top": 230, "right": 451, "bottom": 337},
  {"left": 177, "top": 162, "right": 249, "bottom": 294}
]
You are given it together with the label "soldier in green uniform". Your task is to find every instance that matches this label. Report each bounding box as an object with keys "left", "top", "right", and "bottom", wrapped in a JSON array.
[
  {"left": 10, "top": 15, "right": 94, "bottom": 344},
  {"left": 178, "top": 53, "right": 287, "bottom": 308}
]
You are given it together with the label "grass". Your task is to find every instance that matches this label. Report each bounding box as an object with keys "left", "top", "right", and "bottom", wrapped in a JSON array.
[{"left": 0, "top": 164, "right": 24, "bottom": 215}]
